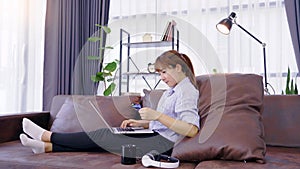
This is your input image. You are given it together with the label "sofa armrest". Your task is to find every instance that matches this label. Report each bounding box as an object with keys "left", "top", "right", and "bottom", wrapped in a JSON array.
[{"left": 0, "top": 112, "right": 50, "bottom": 143}]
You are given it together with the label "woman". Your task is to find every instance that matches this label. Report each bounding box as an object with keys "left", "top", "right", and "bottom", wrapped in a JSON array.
[{"left": 20, "top": 50, "right": 200, "bottom": 156}]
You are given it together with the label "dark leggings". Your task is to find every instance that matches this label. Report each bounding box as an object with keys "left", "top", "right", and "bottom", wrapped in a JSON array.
[{"left": 51, "top": 128, "right": 174, "bottom": 156}]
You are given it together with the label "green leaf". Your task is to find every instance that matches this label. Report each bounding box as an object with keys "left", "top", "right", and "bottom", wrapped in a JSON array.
[
  {"left": 95, "top": 24, "right": 102, "bottom": 28},
  {"left": 285, "top": 85, "right": 290, "bottom": 95},
  {"left": 103, "top": 83, "right": 116, "bottom": 96},
  {"left": 95, "top": 72, "right": 105, "bottom": 81},
  {"left": 95, "top": 24, "right": 111, "bottom": 33},
  {"left": 106, "top": 46, "right": 114, "bottom": 49},
  {"left": 291, "top": 79, "right": 294, "bottom": 94},
  {"left": 87, "top": 56, "right": 101, "bottom": 60},
  {"left": 91, "top": 75, "right": 97, "bottom": 82},
  {"left": 106, "top": 78, "right": 114, "bottom": 82},
  {"left": 96, "top": 71, "right": 104, "bottom": 76},
  {"left": 88, "top": 37, "right": 101, "bottom": 42},
  {"left": 91, "top": 75, "right": 104, "bottom": 82},
  {"left": 100, "top": 46, "right": 114, "bottom": 50},
  {"left": 104, "top": 62, "right": 117, "bottom": 72},
  {"left": 102, "top": 72, "right": 112, "bottom": 78},
  {"left": 101, "top": 26, "right": 111, "bottom": 34},
  {"left": 285, "top": 67, "right": 291, "bottom": 95}
]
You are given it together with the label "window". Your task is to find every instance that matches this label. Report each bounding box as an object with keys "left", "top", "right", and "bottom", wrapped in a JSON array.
[
  {"left": 0, "top": 0, "right": 46, "bottom": 114},
  {"left": 109, "top": 0, "right": 296, "bottom": 94}
]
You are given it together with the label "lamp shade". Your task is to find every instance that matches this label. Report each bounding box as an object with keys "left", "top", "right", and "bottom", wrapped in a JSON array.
[
  {"left": 216, "top": 19, "right": 232, "bottom": 34},
  {"left": 216, "top": 12, "right": 236, "bottom": 35}
]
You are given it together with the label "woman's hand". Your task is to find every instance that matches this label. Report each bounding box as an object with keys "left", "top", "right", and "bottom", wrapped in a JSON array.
[
  {"left": 120, "top": 119, "right": 149, "bottom": 128},
  {"left": 138, "top": 107, "right": 162, "bottom": 121}
]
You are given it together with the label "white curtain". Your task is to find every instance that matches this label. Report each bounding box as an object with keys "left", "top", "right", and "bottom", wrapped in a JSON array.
[
  {"left": 0, "top": 0, "right": 46, "bottom": 114},
  {"left": 108, "top": 0, "right": 296, "bottom": 95}
]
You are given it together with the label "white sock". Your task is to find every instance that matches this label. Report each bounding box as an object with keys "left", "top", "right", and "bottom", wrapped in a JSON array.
[
  {"left": 22, "top": 118, "right": 46, "bottom": 141},
  {"left": 19, "top": 134, "right": 45, "bottom": 154}
]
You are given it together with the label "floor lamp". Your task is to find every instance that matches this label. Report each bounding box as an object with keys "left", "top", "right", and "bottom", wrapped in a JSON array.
[{"left": 216, "top": 12, "right": 270, "bottom": 94}]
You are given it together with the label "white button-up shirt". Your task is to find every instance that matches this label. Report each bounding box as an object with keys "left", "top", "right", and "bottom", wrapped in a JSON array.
[{"left": 149, "top": 77, "right": 200, "bottom": 143}]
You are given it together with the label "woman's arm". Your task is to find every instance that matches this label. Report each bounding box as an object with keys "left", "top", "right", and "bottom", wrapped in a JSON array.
[
  {"left": 158, "top": 113, "right": 199, "bottom": 137},
  {"left": 139, "top": 107, "right": 199, "bottom": 137}
]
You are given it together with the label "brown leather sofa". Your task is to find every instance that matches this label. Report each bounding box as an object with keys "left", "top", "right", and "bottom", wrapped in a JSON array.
[{"left": 0, "top": 74, "right": 300, "bottom": 169}]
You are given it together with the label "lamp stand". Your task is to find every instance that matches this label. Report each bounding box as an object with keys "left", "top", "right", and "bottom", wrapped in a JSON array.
[{"left": 234, "top": 21, "right": 269, "bottom": 94}]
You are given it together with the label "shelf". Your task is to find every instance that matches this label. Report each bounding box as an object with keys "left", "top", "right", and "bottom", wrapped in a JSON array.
[
  {"left": 122, "top": 41, "right": 174, "bottom": 48},
  {"left": 119, "top": 28, "right": 179, "bottom": 95},
  {"left": 122, "top": 72, "right": 159, "bottom": 76}
]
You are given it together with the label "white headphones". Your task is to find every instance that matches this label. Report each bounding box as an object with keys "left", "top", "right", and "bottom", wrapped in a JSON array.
[{"left": 141, "top": 150, "right": 180, "bottom": 168}]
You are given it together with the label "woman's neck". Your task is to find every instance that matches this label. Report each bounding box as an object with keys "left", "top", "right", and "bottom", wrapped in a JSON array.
[{"left": 176, "top": 73, "right": 187, "bottom": 84}]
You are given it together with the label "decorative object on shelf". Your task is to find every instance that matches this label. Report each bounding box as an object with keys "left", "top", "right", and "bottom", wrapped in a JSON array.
[
  {"left": 143, "top": 33, "right": 152, "bottom": 42},
  {"left": 212, "top": 68, "right": 218, "bottom": 74},
  {"left": 282, "top": 66, "right": 298, "bottom": 95},
  {"left": 216, "top": 12, "right": 271, "bottom": 95},
  {"left": 161, "top": 20, "right": 177, "bottom": 41},
  {"left": 147, "top": 63, "right": 156, "bottom": 73},
  {"left": 87, "top": 24, "right": 119, "bottom": 96}
]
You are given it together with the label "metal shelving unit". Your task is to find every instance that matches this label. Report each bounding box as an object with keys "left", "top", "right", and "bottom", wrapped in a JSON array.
[{"left": 118, "top": 27, "right": 179, "bottom": 95}]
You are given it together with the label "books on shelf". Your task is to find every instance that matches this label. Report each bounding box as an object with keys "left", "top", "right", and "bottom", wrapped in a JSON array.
[{"left": 161, "top": 20, "right": 177, "bottom": 41}]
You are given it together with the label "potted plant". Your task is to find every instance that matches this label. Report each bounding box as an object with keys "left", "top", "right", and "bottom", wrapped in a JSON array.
[
  {"left": 282, "top": 66, "right": 298, "bottom": 95},
  {"left": 87, "top": 24, "right": 119, "bottom": 96}
]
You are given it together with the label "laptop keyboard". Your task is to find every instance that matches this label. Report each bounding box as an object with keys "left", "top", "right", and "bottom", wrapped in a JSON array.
[{"left": 116, "top": 127, "right": 135, "bottom": 132}]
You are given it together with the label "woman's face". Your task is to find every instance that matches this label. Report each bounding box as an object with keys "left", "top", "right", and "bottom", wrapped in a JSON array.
[{"left": 158, "top": 66, "right": 179, "bottom": 87}]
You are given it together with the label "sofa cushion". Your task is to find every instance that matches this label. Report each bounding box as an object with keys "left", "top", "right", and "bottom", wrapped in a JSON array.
[
  {"left": 263, "top": 95, "right": 300, "bottom": 147},
  {"left": 195, "top": 146, "right": 300, "bottom": 169},
  {"left": 50, "top": 95, "right": 141, "bottom": 133},
  {"left": 1, "top": 141, "right": 299, "bottom": 169},
  {"left": 50, "top": 97, "right": 83, "bottom": 132},
  {"left": 0, "top": 141, "right": 197, "bottom": 169},
  {"left": 172, "top": 74, "right": 266, "bottom": 163}
]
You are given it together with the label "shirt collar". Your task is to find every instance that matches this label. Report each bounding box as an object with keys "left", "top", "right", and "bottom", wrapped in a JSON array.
[{"left": 167, "top": 77, "right": 189, "bottom": 96}]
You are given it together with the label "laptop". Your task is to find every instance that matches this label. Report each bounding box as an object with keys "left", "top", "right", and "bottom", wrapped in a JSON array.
[{"left": 89, "top": 100, "right": 154, "bottom": 134}]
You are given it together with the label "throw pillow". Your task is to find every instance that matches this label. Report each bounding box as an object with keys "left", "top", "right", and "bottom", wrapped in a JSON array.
[
  {"left": 50, "top": 97, "right": 84, "bottom": 133},
  {"left": 171, "top": 73, "right": 266, "bottom": 163},
  {"left": 50, "top": 95, "right": 142, "bottom": 133},
  {"left": 142, "top": 89, "right": 165, "bottom": 109}
]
